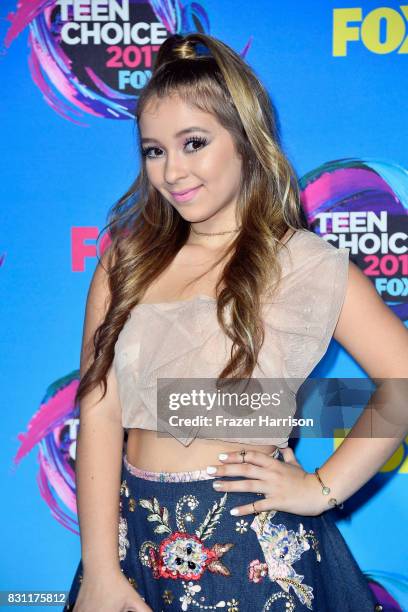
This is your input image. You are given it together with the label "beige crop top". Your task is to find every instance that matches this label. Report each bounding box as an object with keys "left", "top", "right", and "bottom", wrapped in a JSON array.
[{"left": 113, "top": 229, "right": 350, "bottom": 447}]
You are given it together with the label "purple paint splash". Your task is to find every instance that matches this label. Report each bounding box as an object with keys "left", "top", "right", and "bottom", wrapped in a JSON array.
[
  {"left": 365, "top": 571, "right": 408, "bottom": 611},
  {"left": 13, "top": 372, "right": 80, "bottom": 534}
]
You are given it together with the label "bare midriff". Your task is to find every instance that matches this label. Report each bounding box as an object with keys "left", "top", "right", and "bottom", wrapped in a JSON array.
[{"left": 126, "top": 428, "right": 278, "bottom": 471}]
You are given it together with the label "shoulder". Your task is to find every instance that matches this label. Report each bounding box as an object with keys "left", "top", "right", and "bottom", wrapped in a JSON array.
[
  {"left": 88, "top": 247, "right": 115, "bottom": 303},
  {"left": 288, "top": 228, "right": 347, "bottom": 258},
  {"left": 281, "top": 229, "right": 350, "bottom": 284},
  {"left": 82, "top": 247, "right": 115, "bottom": 357},
  {"left": 265, "top": 229, "right": 351, "bottom": 380}
]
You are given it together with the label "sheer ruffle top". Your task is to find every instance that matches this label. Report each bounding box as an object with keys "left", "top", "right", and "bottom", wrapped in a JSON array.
[{"left": 113, "top": 229, "right": 350, "bottom": 447}]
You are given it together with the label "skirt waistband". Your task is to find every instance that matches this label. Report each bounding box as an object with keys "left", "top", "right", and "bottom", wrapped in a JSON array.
[{"left": 123, "top": 447, "right": 281, "bottom": 482}]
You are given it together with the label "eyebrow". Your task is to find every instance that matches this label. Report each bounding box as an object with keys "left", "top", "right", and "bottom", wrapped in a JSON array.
[{"left": 140, "top": 127, "right": 211, "bottom": 144}]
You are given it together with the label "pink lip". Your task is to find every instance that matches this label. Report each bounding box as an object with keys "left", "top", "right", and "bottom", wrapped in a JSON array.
[{"left": 170, "top": 185, "right": 202, "bottom": 202}]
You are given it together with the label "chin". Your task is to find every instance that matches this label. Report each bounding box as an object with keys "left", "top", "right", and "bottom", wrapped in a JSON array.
[{"left": 179, "top": 211, "right": 216, "bottom": 223}]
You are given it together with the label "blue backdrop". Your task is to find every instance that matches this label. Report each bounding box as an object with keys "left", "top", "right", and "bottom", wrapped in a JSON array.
[{"left": 1, "top": 1, "right": 407, "bottom": 610}]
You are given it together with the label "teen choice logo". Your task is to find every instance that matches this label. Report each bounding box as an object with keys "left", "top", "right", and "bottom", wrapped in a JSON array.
[
  {"left": 3, "top": 0, "right": 211, "bottom": 123},
  {"left": 300, "top": 158, "right": 408, "bottom": 322}
]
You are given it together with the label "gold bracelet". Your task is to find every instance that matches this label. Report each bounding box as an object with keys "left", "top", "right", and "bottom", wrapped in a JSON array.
[{"left": 314, "top": 468, "right": 344, "bottom": 509}]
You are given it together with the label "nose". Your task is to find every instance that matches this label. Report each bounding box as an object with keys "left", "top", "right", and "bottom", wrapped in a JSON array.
[{"left": 163, "top": 150, "right": 189, "bottom": 185}]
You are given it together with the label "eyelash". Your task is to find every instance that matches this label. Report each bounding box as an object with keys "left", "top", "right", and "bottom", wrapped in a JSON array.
[{"left": 141, "top": 136, "right": 208, "bottom": 159}]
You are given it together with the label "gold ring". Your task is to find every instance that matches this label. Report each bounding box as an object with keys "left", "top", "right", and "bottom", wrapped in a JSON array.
[
  {"left": 252, "top": 501, "right": 259, "bottom": 515},
  {"left": 240, "top": 449, "right": 246, "bottom": 463}
]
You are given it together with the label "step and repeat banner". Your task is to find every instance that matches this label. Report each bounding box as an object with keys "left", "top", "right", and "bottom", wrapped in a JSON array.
[{"left": 1, "top": 1, "right": 407, "bottom": 610}]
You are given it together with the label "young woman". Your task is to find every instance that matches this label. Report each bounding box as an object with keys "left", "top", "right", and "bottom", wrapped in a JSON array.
[{"left": 63, "top": 33, "right": 407, "bottom": 611}]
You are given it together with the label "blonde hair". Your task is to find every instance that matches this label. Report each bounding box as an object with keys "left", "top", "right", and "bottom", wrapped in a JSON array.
[{"left": 76, "top": 32, "right": 305, "bottom": 404}]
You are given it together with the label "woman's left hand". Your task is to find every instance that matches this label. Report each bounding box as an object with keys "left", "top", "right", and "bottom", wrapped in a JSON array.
[{"left": 207, "top": 448, "right": 325, "bottom": 517}]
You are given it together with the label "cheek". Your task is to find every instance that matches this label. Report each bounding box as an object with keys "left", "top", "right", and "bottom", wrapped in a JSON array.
[
  {"left": 206, "top": 155, "right": 242, "bottom": 194},
  {"left": 146, "top": 164, "right": 161, "bottom": 186},
  {"left": 201, "top": 146, "right": 241, "bottom": 184}
]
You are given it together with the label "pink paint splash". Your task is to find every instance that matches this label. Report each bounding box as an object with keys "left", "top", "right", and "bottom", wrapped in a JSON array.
[
  {"left": 13, "top": 378, "right": 78, "bottom": 466},
  {"left": 13, "top": 372, "right": 81, "bottom": 534},
  {"left": 4, "top": 0, "right": 51, "bottom": 47}
]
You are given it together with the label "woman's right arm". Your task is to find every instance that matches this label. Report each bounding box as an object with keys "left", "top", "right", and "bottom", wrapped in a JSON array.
[
  {"left": 76, "top": 251, "right": 124, "bottom": 576},
  {"left": 73, "top": 251, "right": 151, "bottom": 611}
]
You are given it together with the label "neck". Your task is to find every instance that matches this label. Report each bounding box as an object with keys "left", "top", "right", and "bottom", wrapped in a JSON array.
[
  {"left": 187, "top": 227, "right": 240, "bottom": 251},
  {"left": 187, "top": 213, "right": 241, "bottom": 249}
]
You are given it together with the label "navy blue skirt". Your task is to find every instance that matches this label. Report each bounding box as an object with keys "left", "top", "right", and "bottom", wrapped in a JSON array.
[{"left": 63, "top": 449, "right": 380, "bottom": 611}]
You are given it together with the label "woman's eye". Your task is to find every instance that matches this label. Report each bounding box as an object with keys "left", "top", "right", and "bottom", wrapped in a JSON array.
[
  {"left": 184, "top": 136, "right": 208, "bottom": 153},
  {"left": 141, "top": 136, "right": 208, "bottom": 159},
  {"left": 141, "top": 146, "right": 162, "bottom": 159}
]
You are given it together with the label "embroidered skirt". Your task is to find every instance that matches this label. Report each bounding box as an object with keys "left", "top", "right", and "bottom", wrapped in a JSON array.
[{"left": 63, "top": 449, "right": 380, "bottom": 612}]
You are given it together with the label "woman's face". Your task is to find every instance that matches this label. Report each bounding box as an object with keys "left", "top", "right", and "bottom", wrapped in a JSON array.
[{"left": 138, "top": 94, "right": 243, "bottom": 225}]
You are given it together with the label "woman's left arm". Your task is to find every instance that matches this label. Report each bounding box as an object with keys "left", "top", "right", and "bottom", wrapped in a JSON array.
[
  {"left": 210, "top": 261, "right": 408, "bottom": 517},
  {"left": 304, "top": 259, "right": 408, "bottom": 513}
]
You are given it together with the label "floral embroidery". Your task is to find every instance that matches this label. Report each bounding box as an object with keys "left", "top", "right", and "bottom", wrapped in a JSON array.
[
  {"left": 118, "top": 515, "right": 130, "bottom": 562},
  {"left": 227, "top": 597, "right": 240, "bottom": 611},
  {"left": 139, "top": 492, "right": 234, "bottom": 581},
  {"left": 136, "top": 492, "right": 240, "bottom": 609},
  {"left": 139, "top": 496, "right": 172, "bottom": 535},
  {"left": 179, "top": 581, "right": 202, "bottom": 610},
  {"left": 250, "top": 517, "right": 321, "bottom": 611},
  {"left": 162, "top": 588, "right": 174, "bottom": 605},
  {"left": 176, "top": 495, "right": 199, "bottom": 532},
  {"left": 179, "top": 581, "right": 227, "bottom": 611},
  {"left": 120, "top": 479, "right": 136, "bottom": 515},
  {"left": 139, "top": 540, "right": 158, "bottom": 566},
  {"left": 248, "top": 559, "right": 268, "bottom": 583},
  {"left": 118, "top": 462, "right": 323, "bottom": 611},
  {"left": 302, "top": 527, "right": 321, "bottom": 563},
  {"left": 235, "top": 519, "right": 248, "bottom": 534},
  {"left": 263, "top": 590, "right": 296, "bottom": 611},
  {"left": 157, "top": 531, "right": 219, "bottom": 580},
  {"left": 120, "top": 479, "right": 130, "bottom": 497},
  {"left": 195, "top": 494, "right": 228, "bottom": 542}
]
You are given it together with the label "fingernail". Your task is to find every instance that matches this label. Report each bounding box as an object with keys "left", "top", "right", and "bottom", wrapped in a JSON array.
[
  {"left": 218, "top": 453, "right": 228, "bottom": 460},
  {"left": 230, "top": 508, "right": 239, "bottom": 515},
  {"left": 212, "top": 481, "right": 222, "bottom": 489},
  {"left": 206, "top": 466, "right": 217, "bottom": 474}
]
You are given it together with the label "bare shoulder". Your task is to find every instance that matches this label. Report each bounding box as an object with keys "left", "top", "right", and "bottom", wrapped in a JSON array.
[
  {"left": 334, "top": 259, "right": 408, "bottom": 378},
  {"left": 78, "top": 246, "right": 123, "bottom": 422},
  {"left": 88, "top": 247, "right": 114, "bottom": 304},
  {"left": 80, "top": 247, "right": 114, "bottom": 375},
  {"left": 290, "top": 228, "right": 344, "bottom": 256}
]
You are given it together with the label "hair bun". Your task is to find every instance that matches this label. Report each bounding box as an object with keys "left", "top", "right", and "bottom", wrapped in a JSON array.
[
  {"left": 174, "top": 38, "right": 197, "bottom": 60},
  {"left": 155, "top": 34, "right": 211, "bottom": 68}
]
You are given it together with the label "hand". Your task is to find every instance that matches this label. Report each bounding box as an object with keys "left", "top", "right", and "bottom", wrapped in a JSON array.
[
  {"left": 72, "top": 568, "right": 153, "bottom": 612},
  {"left": 207, "top": 448, "right": 325, "bottom": 517}
]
